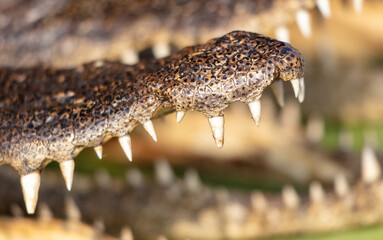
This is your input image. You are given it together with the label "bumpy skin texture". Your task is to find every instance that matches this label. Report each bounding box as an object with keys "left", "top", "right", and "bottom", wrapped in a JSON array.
[
  {"left": 0, "top": 31, "right": 304, "bottom": 175},
  {"left": 0, "top": 0, "right": 314, "bottom": 67}
]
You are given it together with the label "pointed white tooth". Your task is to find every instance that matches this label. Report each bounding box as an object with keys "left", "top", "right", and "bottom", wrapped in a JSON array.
[
  {"left": 353, "top": 0, "right": 363, "bottom": 14},
  {"left": 361, "top": 145, "right": 381, "bottom": 183},
  {"left": 21, "top": 171, "right": 41, "bottom": 214},
  {"left": 275, "top": 26, "right": 290, "bottom": 43},
  {"left": 120, "top": 226, "right": 134, "bottom": 240},
  {"left": 306, "top": 115, "right": 325, "bottom": 143},
  {"left": 248, "top": 100, "right": 261, "bottom": 126},
  {"left": 282, "top": 185, "right": 300, "bottom": 210},
  {"left": 155, "top": 158, "right": 174, "bottom": 186},
  {"left": 93, "top": 60, "right": 104, "bottom": 68},
  {"left": 126, "top": 168, "right": 144, "bottom": 187},
  {"left": 184, "top": 168, "right": 201, "bottom": 193},
  {"left": 251, "top": 191, "right": 268, "bottom": 213},
  {"left": 153, "top": 42, "right": 171, "bottom": 59},
  {"left": 295, "top": 9, "right": 312, "bottom": 38},
  {"left": 38, "top": 202, "right": 53, "bottom": 222},
  {"left": 157, "top": 235, "right": 168, "bottom": 240},
  {"left": 65, "top": 197, "right": 81, "bottom": 222},
  {"left": 316, "top": 0, "right": 331, "bottom": 18},
  {"left": 176, "top": 111, "right": 186, "bottom": 123},
  {"left": 94, "top": 145, "right": 103, "bottom": 160},
  {"left": 119, "top": 135, "right": 133, "bottom": 162},
  {"left": 143, "top": 120, "right": 157, "bottom": 142},
  {"left": 60, "top": 160, "right": 75, "bottom": 191},
  {"left": 334, "top": 173, "right": 349, "bottom": 197},
  {"left": 290, "top": 79, "right": 300, "bottom": 98},
  {"left": 298, "top": 77, "right": 305, "bottom": 103},
  {"left": 121, "top": 48, "right": 139, "bottom": 65},
  {"left": 208, "top": 116, "right": 224, "bottom": 148},
  {"left": 270, "top": 80, "right": 284, "bottom": 107},
  {"left": 309, "top": 181, "right": 325, "bottom": 204}
]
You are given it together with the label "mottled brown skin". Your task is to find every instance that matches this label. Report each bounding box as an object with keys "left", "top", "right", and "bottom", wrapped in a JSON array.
[
  {"left": 0, "top": 31, "right": 304, "bottom": 175},
  {"left": 0, "top": 0, "right": 314, "bottom": 67}
]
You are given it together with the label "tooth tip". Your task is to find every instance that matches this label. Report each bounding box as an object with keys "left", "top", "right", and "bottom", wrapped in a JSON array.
[
  {"left": 21, "top": 171, "right": 41, "bottom": 214},
  {"left": 362, "top": 145, "right": 381, "bottom": 183},
  {"left": 275, "top": 26, "right": 290, "bottom": 43},
  {"left": 335, "top": 173, "right": 349, "bottom": 197},
  {"left": 94, "top": 145, "right": 103, "bottom": 160},
  {"left": 295, "top": 9, "right": 311, "bottom": 38},
  {"left": 176, "top": 111, "right": 186, "bottom": 123},
  {"left": 316, "top": 0, "right": 331, "bottom": 18},
  {"left": 143, "top": 120, "right": 157, "bottom": 142},
  {"left": 353, "top": 0, "right": 363, "bottom": 13},
  {"left": 60, "top": 160, "right": 75, "bottom": 191},
  {"left": 295, "top": 9, "right": 312, "bottom": 38},
  {"left": 118, "top": 135, "right": 133, "bottom": 162},
  {"left": 248, "top": 100, "right": 261, "bottom": 126},
  {"left": 309, "top": 181, "right": 324, "bottom": 203},
  {"left": 208, "top": 116, "right": 224, "bottom": 149},
  {"left": 282, "top": 185, "right": 300, "bottom": 210}
]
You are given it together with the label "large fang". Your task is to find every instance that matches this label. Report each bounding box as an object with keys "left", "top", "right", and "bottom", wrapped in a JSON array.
[
  {"left": 361, "top": 145, "right": 381, "bottom": 183},
  {"left": 298, "top": 77, "right": 305, "bottom": 103},
  {"left": 290, "top": 79, "right": 300, "bottom": 98},
  {"left": 143, "top": 120, "right": 157, "bottom": 142},
  {"left": 295, "top": 9, "right": 312, "bottom": 38},
  {"left": 176, "top": 111, "right": 186, "bottom": 123},
  {"left": 21, "top": 171, "right": 41, "bottom": 214},
  {"left": 248, "top": 100, "right": 261, "bottom": 126},
  {"left": 316, "top": 0, "right": 331, "bottom": 18},
  {"left": 208, "top": 116, "right": 224, "bottom": 148},
  {"left": 60, "top": 160, "right": 75, "bottom": 191},
  {"left": 270, "top": 80, "right": 285, "bottom": 107},
  {"left": 118, "top": 135, "right": 133, "bottom": 162},
  {"left": 94, "top": 145, "right": 103, "bottom": 160}
]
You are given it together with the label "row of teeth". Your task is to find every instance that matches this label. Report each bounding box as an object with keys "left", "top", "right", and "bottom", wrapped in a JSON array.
[
  {"left": 20, "top": 78, "right": 305, "bottom": 214},
  {"left": 117, "top": 0, "right": 364, "bottom": 65},
  {"left": 280, "top": 0, "right": 364, "bottom": 41},
  {"left": 17, "top": 143, "right": 381, "bottom": 236}
]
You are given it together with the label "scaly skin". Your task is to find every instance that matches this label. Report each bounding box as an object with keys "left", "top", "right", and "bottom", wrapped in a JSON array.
[
  {"left": 0, "top": 164, "right": 382, "bottom": 240},
  {"left": 0, "top": 31, "right": 304, "bottom": 176},
  {"left": 0, "top": 0, "right": 314, "bottom": 67}
]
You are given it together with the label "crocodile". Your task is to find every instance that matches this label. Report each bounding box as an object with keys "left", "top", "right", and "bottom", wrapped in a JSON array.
[
  {"left": 0, "top": 30, "right": 304, "bottom": 214},
  {"left": 0, "top": 0, "right": 324, "bottom": 68},
  {"left": 0, "top": 147, "right": 382, "bottom": 240},
  {"left": 1, "top": 0, "right": 382, "bottom": 239}
]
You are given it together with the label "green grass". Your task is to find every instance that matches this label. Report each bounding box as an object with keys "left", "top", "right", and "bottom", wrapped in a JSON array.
[
  {"left": 320, "top": 121, "right": 383, "bottom": 153},
  {"left": 266, "top": 224, "right": 383, "bottom": 240}
]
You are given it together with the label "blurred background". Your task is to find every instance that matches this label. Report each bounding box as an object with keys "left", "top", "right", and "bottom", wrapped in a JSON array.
[{"left": 1, "top": 0, "right": 383, "bottom": 239}]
